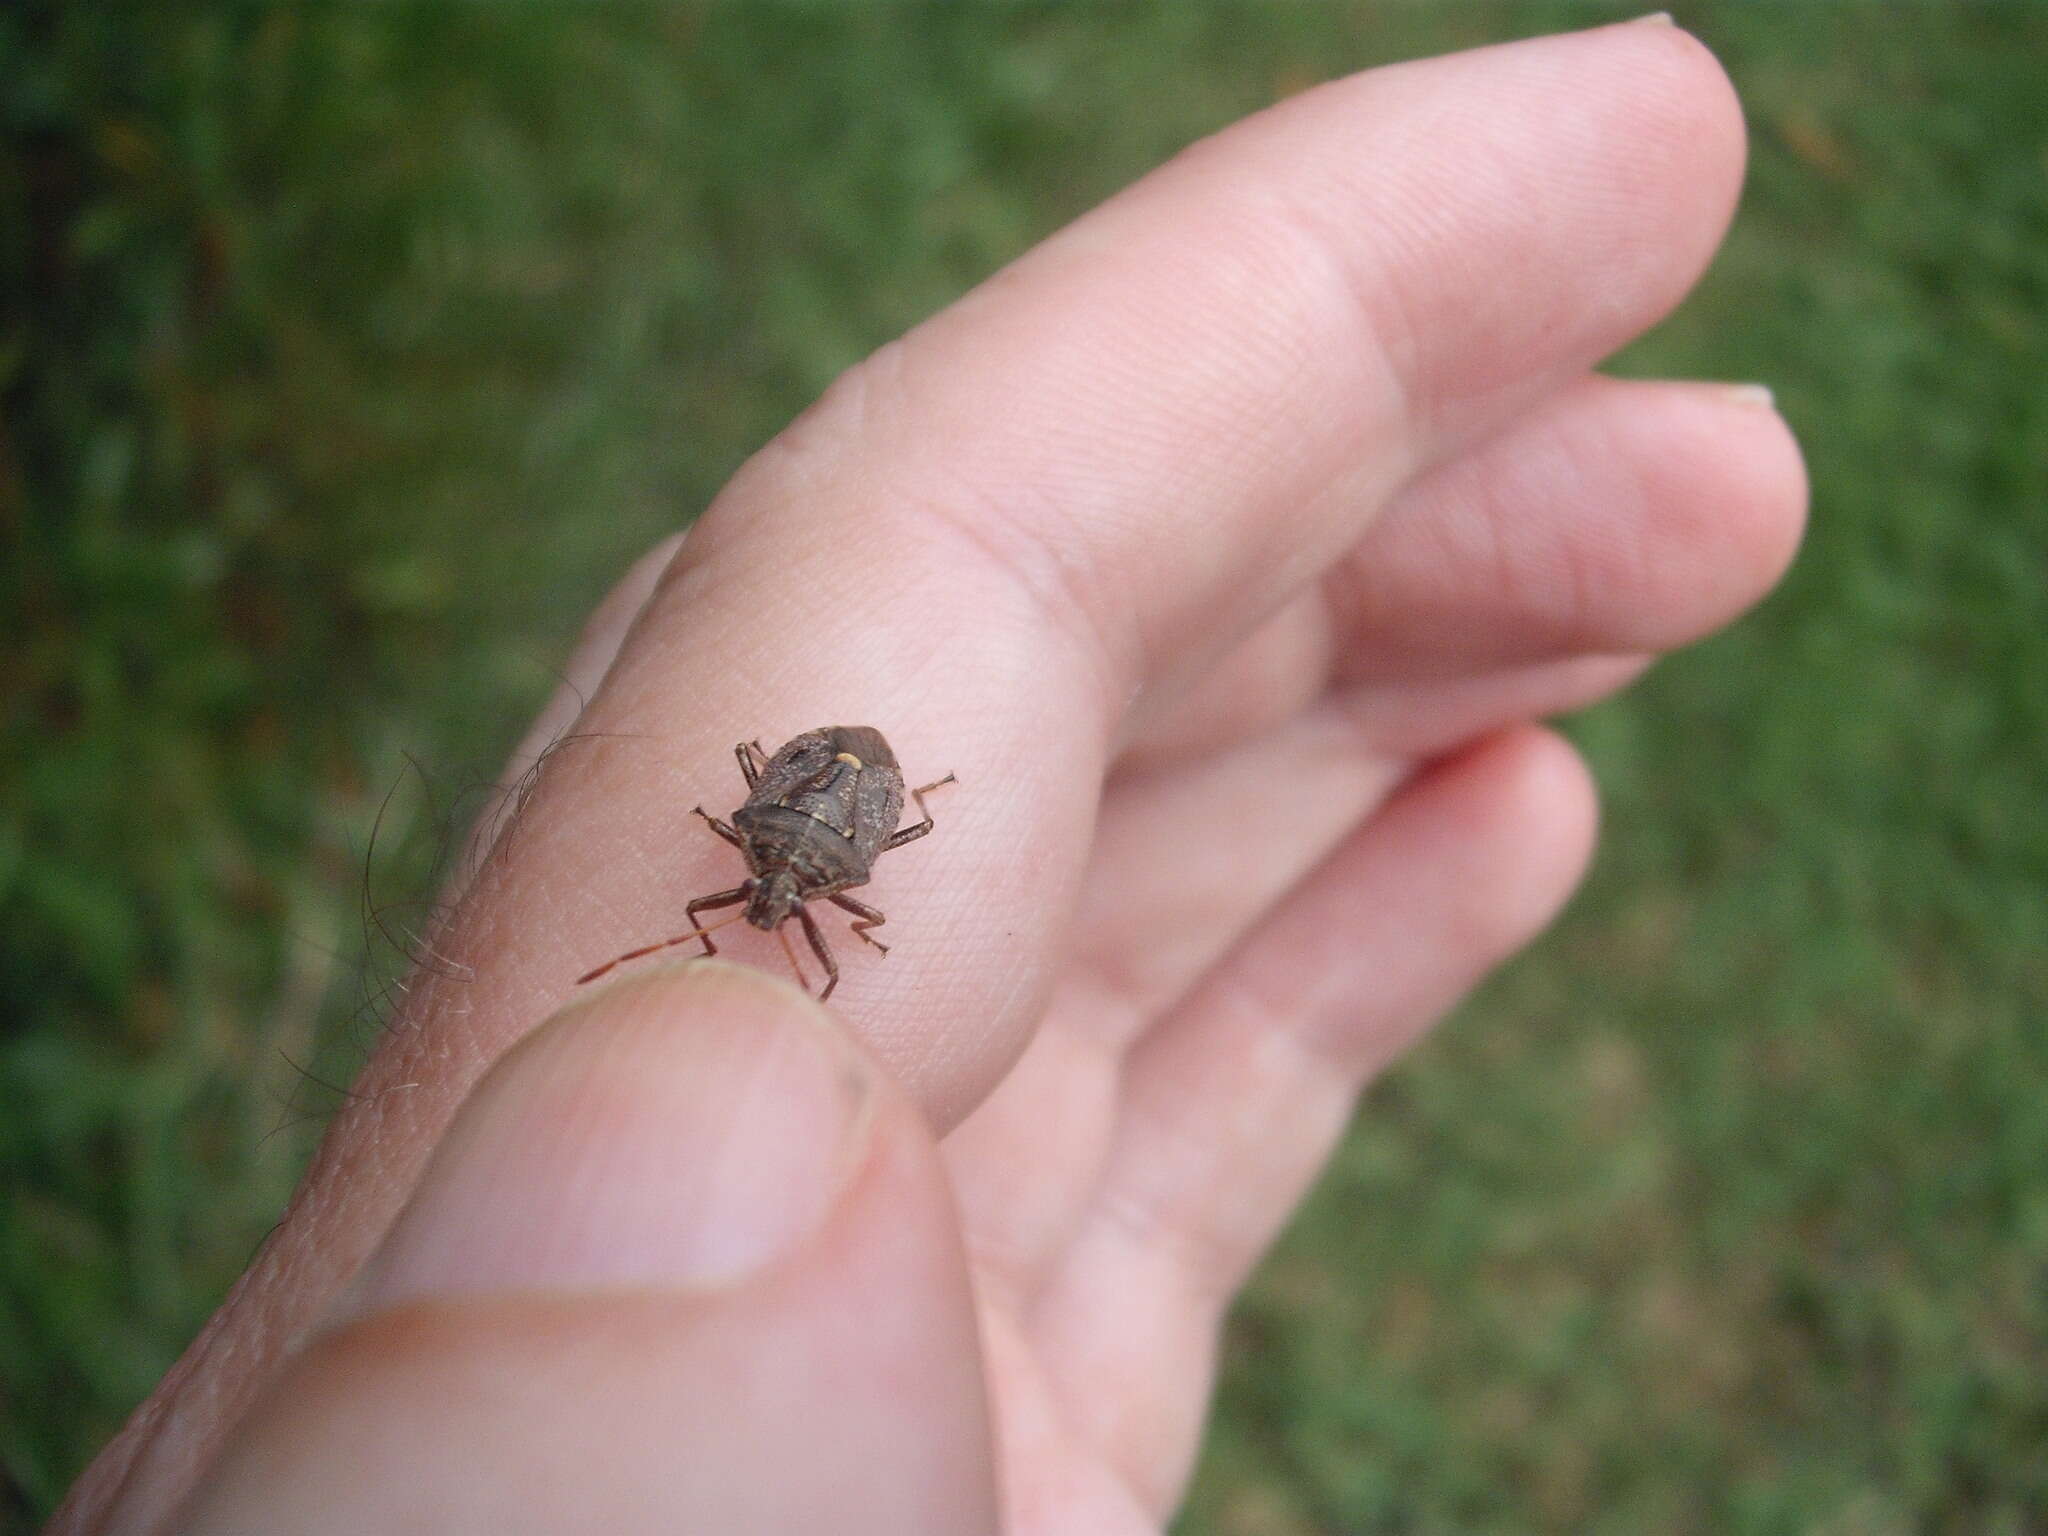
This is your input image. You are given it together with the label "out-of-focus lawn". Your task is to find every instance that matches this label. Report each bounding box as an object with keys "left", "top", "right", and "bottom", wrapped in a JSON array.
[{"left": 4, "top": 5, "right": 2043, "bottom": 1530}]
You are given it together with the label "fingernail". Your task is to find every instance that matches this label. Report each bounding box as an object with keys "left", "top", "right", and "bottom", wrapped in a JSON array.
[
  {"left": 343, "top": 962, "right": 875, "bottom": 1314},
  {"left": 1629, "top": 11, "right": 1676, "bottom": 24},
  {"left": 1720, "top": 382, "right": 1777, "bottom": 410}
]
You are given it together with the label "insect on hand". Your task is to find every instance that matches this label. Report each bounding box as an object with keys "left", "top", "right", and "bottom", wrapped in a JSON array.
[{"left": 576, "top": 726, "right": 956, "bottom": 1001}]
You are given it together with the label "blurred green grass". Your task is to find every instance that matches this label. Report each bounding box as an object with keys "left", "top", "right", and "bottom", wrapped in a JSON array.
[{"left": 4, "top": 4, "right": 2044, "bottom": 1530}]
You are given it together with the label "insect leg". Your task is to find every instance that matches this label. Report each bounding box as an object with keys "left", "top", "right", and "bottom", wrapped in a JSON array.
[
  {"left": 691, "top": 804, "right": 744, "bottom": 850},
  {"left": 733, "top": 741, "right": 765, "bottom": 790},
  {"left": 829, "top": 892, "right": 890, "bottom": 955},
  {"left": 684, "top": 886, "right": 750, "bottom": 956},
  {"left": 574, "top": 902, "right": 748, "bottom": 985},
  {"left": 797, "top": 904, "right": 841, "bottom": 1001},
  {"left": 883, "top": 772, "right": 958, "bottom": 851}
]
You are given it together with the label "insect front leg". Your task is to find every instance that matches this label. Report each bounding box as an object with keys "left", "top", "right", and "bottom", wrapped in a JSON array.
[
  {"left": 796, "top": 904, "right": 842, "bottom": 1001},
  {"left": 883, "top": 772, "right": 958, "bottom": 851},
  {"left": 575, "top": 891, "right": 750, "bottom": 985},
  {"left": 684, "top": 886, "right": 750, "bottom": 955},
  {"left": 692, "top": 804, "right": 744, "bottom": 850},
  {"left": 830, "top": 892, "right": 890, "bottom": 955}
]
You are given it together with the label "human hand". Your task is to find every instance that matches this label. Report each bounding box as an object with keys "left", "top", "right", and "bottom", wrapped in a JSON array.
[{"left": 60, "top": 18, "right": 1804, "bottom": 1534}]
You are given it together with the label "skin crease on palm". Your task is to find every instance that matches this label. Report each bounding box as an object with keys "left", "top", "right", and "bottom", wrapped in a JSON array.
[{"left": 55, "top": 19, "right": 1808, "bottom": 1536}]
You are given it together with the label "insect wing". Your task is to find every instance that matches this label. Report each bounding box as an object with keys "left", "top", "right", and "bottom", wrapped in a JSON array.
[
  {"left": 849, "top": 756, "right": 904, "bottom": 863},
  {"left": 746, "top": 730, "right": 840, "bottom": 808},
  {"left": 745, "top": 728, "right": 905, "bottom": 860},
  {"left": 823, "top": 725, "right": 896, "bottom": 771},
  {"left": 823, "top": 727, "right": 904, "bottom": 862}
]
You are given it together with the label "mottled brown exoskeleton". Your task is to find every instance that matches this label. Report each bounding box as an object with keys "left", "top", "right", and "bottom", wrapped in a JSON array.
[{"left": 576, "top": 726, "right": 955, "bottom": 1000}]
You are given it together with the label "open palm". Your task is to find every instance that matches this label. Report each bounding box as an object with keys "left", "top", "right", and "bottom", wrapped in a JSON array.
[{"left": 61, "top": 20, "right": 1803, "bottom": 1534}]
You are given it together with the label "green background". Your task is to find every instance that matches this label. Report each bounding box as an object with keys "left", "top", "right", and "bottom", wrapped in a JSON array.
[{"left": 5, "top": 4, "right": 2044, "bottom": 1530}]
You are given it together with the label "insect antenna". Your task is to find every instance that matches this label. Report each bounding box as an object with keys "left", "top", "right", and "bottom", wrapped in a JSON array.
[
  {"left": 575, "top": 908, "right": 749, "bottom": 986},
  {"left": 775, "top": 923, "right": 811, "bottom": 994}
]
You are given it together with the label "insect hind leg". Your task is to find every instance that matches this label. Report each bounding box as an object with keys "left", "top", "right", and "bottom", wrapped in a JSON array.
[
  {"left": 734, "top": 740, "right": 770, "bottom": 790},
  {"left": 884, "top": 772, "right": 958, "bottom": 851}
]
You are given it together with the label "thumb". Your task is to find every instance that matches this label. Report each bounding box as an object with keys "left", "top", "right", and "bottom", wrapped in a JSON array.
[{"left": 177, "top": 962, "right": 1000, "bottom": 1535}]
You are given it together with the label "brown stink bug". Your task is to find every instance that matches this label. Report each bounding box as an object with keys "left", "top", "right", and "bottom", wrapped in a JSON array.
[{"left": 576, "top": 726, "right": 955, "bottom": 1000}]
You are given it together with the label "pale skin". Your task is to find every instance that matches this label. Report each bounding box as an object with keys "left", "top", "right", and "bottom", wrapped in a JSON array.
[{"left": 58, "top": 20, "right": 1806, "bottom": 1535}]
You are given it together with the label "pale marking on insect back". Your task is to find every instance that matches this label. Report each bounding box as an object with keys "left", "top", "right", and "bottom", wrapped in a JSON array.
[{"left": 834, "top": 752, "right": 863, "bottom": 768}]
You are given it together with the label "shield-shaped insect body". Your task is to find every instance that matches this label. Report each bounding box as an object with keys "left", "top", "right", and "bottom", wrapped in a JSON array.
[{"left": 577, "top": 726, "right": 955, "bottom": 1000}]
